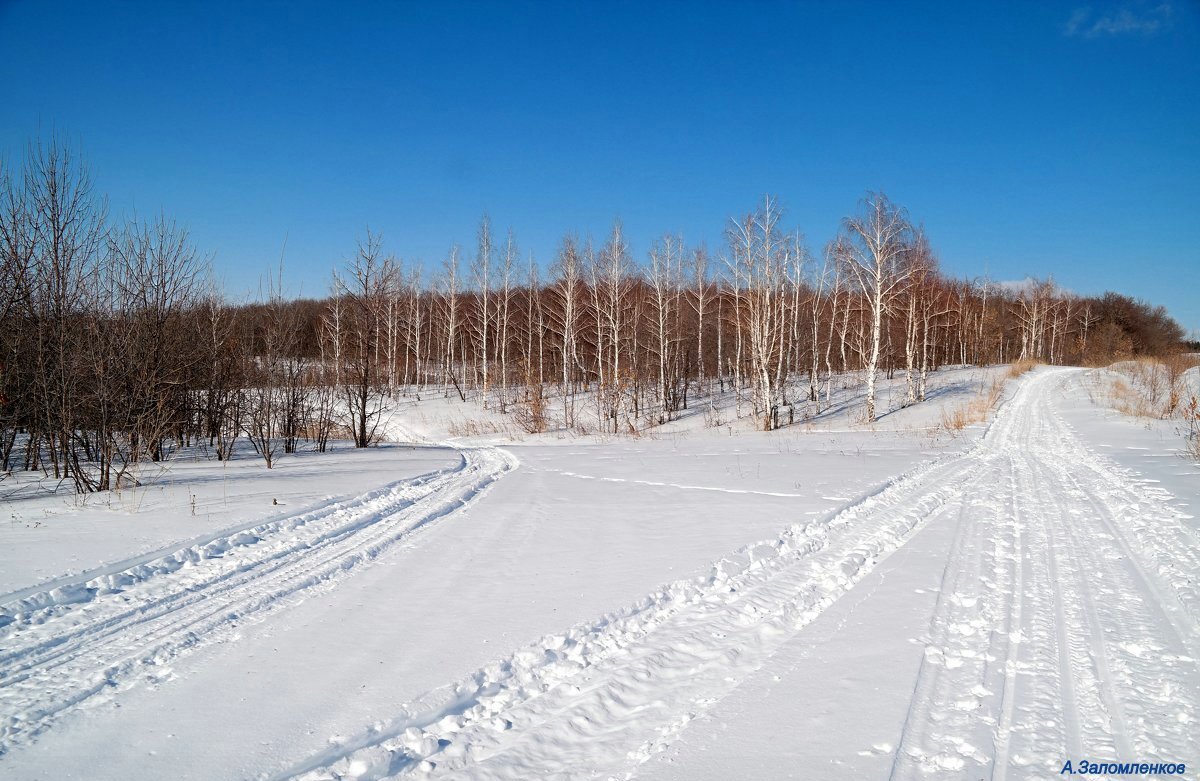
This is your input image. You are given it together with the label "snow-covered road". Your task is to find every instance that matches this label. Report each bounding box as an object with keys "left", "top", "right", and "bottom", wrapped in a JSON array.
[
  {"left": 284, "top": 369, "right": 1199, "bottom": 779},
  {"left": 1, "top": 368, "right": 1196, "bottom": 780},
  {"left": 887, "top": 369, "right": 1199, "bottom": 778}
]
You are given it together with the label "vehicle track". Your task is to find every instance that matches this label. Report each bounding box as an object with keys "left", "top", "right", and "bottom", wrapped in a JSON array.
[
  {"left": 0, "top": 446, "right": 516, "bottom": 755},
  {"left": 893, "top": 369, "right": 1199, "bottom": 779}
]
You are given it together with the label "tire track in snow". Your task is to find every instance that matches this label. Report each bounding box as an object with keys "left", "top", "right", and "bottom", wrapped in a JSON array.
[
  {"left": 0, "top": 446, "right": 517, "bottom": 756},
  {"left": 277, "top": 476, "right": 968, "bottom": 780},
  {"left": 885, "top": 465, "right": 1000, "bottom": 777}
]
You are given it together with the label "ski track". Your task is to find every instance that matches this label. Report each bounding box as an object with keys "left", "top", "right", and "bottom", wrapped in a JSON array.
[
  {"left": 890, "top": 370, "right": 1200, "bottom": 779},
  {"left": 0, "top": 446, "right": 517, "bottom": 756},
  {"left": 276, "top": 368, "right": 1200, "bottom": 781}
]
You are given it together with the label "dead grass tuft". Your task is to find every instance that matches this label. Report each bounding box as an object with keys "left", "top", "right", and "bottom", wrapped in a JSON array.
[
  {"left": 1007, "top": 359, "right": 1038, "bottom": 379},
  {"left": 446, "top": 417, "right": 515, "bottom": 439},
  {"left": 1102, "top": 356, "right": 1198, "bottom": 420},
  {"left": 1182, "top": 394, "right": 1200, "bottom": 463},
  {"left": 513, "top": 385, "right": 549, "bottom": 434},
  {"left": 939, "top": 379, "right": 1004, "bottom": 433},
  {"left": 1095, "top": 355, "right": 1200, "bottom": 464}
]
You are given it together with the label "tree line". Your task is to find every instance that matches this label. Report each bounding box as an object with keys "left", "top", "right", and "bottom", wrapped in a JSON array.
[{"left": 0, "top": 139, "right": 1186, "bottom": 493}]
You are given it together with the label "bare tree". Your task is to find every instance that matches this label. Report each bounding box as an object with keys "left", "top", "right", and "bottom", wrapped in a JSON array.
[
  {"left": 109, "top": 214, "right": 206, "bottom": 462},
  {"left": 648, "top": 234, "right": 683, "bottom": 423},
  {"left": 196, "top": 290, "right": 242, "bottom": 461},
  {"left": 5, "top": 135, "right": 1189, "bottom": 485},
  {"left": 0, "top": 155, "right": 38, "bottom": 469},
  {"left": 26, "top": 138, "right": 108, "bottom": 488},
  {"left": 1015, "top": 277, "right": 1057, "bottom": 362},
  {"left": 727, "top": 197, "right": 790, "bottom": 430},
  {"left": 440, "top": 245, "right": 465, "bottom": 401},
  {"left": 473, "top": 214, "right": 494, "bottom": 404},
  {"left": 336, "top": 230, "right": 398, "bottom": 448},
  {"left": 838, "top": 192, "right": 915, "bottom": 422},
  {"left": 497, "top": 229, "right": 516, "bottom": 411},
  {"left": 548, "top": 234, "right": 584, "bottom": 427},
  {"left": 688, "top": 245, "right": 712, "bottom": 392}
]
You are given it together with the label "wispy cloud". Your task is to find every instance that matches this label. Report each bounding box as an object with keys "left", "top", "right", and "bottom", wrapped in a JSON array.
[
  {"left": 994, "top": 278, "right": 1037, "bottom": 295},
  {"left": 1064, "top": 2, "right": 1173, "bottom": 37},
  {"left": 992, "top": 278, "right": 1075, "bottom": 296}
]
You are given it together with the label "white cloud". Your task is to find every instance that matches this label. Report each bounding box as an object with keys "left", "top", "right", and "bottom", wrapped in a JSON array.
[
  {"left": 992, "top": 278, "right": 1077, "bottom": 297},
  {"left": 994, "top": 278, "right": 1037, "bottom": 294},
  {"left": 1064, "top": 2, "right": 1173, "bottom": 37}
]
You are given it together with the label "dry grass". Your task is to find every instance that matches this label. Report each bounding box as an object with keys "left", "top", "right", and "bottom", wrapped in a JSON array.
[
  {"left": 939, "top": 379, "right": 1004, "bottom": 433},
  {"left": 445, "top": 417, "right": 518, "bottom": 439},
  {"left": 1107, "top": 374, "right": 1159, "bottom": 418},
  {"left": 1101, "top": 355, "right": 1199, "bottom": 420},
  {"left": 1007, "top": 358, "right": 1039, "bottom": 379},
  {"left": 1182, "top": 394, "right": 1200, "bottom": 462},
  {"left": 1094, "top": 355, "right": 1200, "bottom": 465},
  {"left": 513, "top": 386, "right": 549, "bottom": 434}
]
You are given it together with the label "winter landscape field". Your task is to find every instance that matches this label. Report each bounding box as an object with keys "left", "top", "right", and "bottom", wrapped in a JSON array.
[
  {"left": 3, "top": 2, "right": 1199, "bottom": 779},
  {"left": 2, "top": 361, "right": 1199, "bottom": 780}
]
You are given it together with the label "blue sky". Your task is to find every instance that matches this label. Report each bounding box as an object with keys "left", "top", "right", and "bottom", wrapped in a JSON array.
[{"left": 1, "top": 0, "right": 1197, "bottom": 332}]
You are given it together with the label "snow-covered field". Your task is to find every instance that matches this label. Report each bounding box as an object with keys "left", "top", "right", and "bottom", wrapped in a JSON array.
[{"left": 1, "top": 367, "right": 1197, "bottom": 780}]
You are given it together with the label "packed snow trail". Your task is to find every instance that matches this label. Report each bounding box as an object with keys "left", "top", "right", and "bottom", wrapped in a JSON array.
[
  {"left": 0, "top": 446, "right": 516, "bottom": 756},
  {"left": 889, "top": 369, "right": 1200, "bottom": 777},
  {"left": 281, "top": 369, "right": 1199, "bottom": 780}
]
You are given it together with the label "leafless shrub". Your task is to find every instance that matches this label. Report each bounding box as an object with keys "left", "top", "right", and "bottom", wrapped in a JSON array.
[
  {"left": 1104, "top": 357, "right": 1196, "bottom": 420},
  {"left": 513, "top": 383, "right": 548, "bottom": 434},
  {"left": 1163, "top": 353, "right": 1198, "bottom": 416},
  {"left": 1180, "top": 395, "right": 1199, "bottom": 463},
  {"left": 703, "top": 400, "right": 724, "bottom": 429}
]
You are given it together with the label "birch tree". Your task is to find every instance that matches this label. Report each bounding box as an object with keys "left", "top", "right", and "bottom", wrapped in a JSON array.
[
  {"left": 473, "top": 214, "right": 494, "bottom": 403},
  {"left": 648, "top": 234, "right": 682, "bottom": 422},
  {"left": 688, "top": 245, "right": 712, "bottom": 390},
  {"left": 838, "top": 192, "right": 915, "bottom": 423},
  {"left": 548, "top": 235, "right": 584, "bottom": 426},
  {"left": 497, "top": 229, "right": 516, "bottom": 411},
  {"left": 727, "top": 197, "right": 789, "bottom": 430}
]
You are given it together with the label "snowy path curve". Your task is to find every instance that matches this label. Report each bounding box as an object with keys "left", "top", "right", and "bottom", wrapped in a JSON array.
[
  {"left": 0, "top": 446, "right": 517, "bottom": 756},
  {"left": 280, "top": 369, "right": 1200, "bottom": 780}
]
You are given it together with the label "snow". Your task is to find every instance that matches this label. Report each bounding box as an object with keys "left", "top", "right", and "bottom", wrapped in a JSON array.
[
  {"left": 0, "top": 443, "right": 460, "bottom": 594},
  {"left": 645, "top": 369, "right": 1200, "bottom": 780},
  {"left": 1, "top": 366, "right": 1197, "bottom": 780}
]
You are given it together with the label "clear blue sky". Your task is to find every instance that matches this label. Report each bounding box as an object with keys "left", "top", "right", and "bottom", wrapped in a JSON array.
[{"left": 1, "top": 0, "right": 1197, "bottom": 333}]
